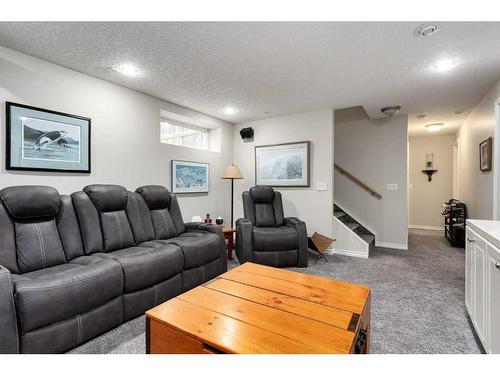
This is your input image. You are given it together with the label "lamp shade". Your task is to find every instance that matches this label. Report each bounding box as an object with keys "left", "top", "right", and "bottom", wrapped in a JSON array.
[{"left": 222, "top": 164, "right": 243, "bottom": 179}]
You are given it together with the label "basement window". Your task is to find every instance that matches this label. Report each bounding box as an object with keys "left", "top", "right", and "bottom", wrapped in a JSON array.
[{"left": 160, "top": 119, "right": 209, "bottom": 150}]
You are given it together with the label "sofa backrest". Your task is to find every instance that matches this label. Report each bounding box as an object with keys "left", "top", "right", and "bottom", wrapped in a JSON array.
[
  {"left": 72, "top": 184, "right": 137, "bottom": 254},
  {"left": 0, "top": 186, "right": 68, "bottom": 274},
  {"left": 243, "top": 186, "right": 285, "bottom": 227},
  {"left": 136, "top": 185, "right": 185, "bottom": 240}
]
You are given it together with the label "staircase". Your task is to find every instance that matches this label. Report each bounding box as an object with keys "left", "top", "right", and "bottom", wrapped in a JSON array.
[{"left": 331, "top": 203, "right": 375, "bottom": 258}]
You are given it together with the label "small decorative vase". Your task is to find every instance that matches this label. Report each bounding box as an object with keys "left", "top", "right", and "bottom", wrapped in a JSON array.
[{"left": 215, "top": 216, "right": 224, "bottom": 225}]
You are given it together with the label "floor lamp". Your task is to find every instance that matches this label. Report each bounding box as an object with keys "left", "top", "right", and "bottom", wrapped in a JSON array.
[{"left": 222, "top": 164, "right": 244, "bottom": 228}]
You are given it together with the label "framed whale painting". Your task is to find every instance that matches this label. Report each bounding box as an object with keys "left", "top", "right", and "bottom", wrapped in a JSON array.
[{"left": 6, "top": 102, "right": 91, "bottom": 173}]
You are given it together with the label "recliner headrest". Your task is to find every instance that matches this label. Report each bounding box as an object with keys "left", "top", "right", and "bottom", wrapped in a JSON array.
[
  {"left": 249, "top": 186, "right": 275, "bottom": 203},
  {"left": 136, "top": 185, "right": 171, "bottom": 209},
  {"left": 0, "top": 186, "right": 60, "bottom": 220},
  {"left": 83, "top": 184, "right": 128, "bottom": 212}
]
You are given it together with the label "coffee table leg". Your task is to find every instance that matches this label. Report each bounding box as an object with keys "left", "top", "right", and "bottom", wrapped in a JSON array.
[{"left": 227, "top": 233, "right": 234, "bottom": 260}]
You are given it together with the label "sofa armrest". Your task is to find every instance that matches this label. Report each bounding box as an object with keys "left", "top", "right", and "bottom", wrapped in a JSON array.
[
  {"left": 0, "top": 265, "right": 19, "bottom": 353},
  {"left": 184, "top": 223, "right": 227, "bottom": 272},
  {"left": 236, "top": 218, "right": 254, "bottom": 264},
  {"left": 185, "top": 222, "right": 223, "bottom": 238},
  {"left": 285, "top": 217, "right": 309, "bottom": 267}
]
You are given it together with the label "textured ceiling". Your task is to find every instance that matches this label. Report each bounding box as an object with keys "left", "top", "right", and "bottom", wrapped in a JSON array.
[{"left": 0, "top": 22, "right": 500, "bottom": 130}]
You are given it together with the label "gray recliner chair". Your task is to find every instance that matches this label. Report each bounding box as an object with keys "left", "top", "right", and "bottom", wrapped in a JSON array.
[{"left": 235, "top": 186, "right": 308, "bottom": 268}]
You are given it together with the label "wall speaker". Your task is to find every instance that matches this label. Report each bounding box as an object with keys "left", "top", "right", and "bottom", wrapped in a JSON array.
[{"left": 240, "top": 127, "right": 254, "bottom": 140}]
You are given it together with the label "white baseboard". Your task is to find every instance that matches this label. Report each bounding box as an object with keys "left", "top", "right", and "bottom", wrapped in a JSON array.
[
  {"left": 329, "top": 248, "right": 369, "bottom": 258},
  {"left": 408, "top": 225, "right": 443, "bottom": 231},
  {"left": 375, "top": 241, "right": 408, "bottom": 250}
]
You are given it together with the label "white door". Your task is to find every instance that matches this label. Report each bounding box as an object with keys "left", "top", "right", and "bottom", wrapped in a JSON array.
[
  {"left": 474, "top": 239, "right": 487, "bottom": 343},
  {"left": 487, "top": 245, "right": 500, "bottom": 353}
]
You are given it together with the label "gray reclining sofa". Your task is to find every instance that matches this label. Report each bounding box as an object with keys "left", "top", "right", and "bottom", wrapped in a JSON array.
[{"left": 0, "top": 184, "right": 227, "bottom": 353}]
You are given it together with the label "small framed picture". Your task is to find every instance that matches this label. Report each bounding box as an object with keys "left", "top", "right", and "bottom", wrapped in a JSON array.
[
  {"left": 6, "top": 102, "right": 91, "bottom": 173},
  {"left": 255, "top": 141, "right": 310, "bottom": 187},
  {"left": 171, "top": 160, "right": 210, "bottom": 194},
  {"left": 479, "top": 137, "right": 492, "bottom": 172}
]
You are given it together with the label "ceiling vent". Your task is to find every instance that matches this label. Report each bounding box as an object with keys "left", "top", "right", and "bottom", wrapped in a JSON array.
[
  {"left": 380, "top": 106, "right": 402, "bottom": 117},
  {"left": 414, "top": 24, "right": 439, "bottom": 37}
]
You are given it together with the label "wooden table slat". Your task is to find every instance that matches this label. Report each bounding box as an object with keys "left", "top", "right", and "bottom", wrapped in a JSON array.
[{"left": 178, "top": 286, "right": 354, "bottom": 353}]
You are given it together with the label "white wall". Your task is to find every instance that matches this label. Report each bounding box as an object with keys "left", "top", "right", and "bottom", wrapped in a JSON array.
[
  {"left": 456, "top": 77, "right": 500, "bottom": 220},
  {"left": 0, "top": 46, "right": 233, "bottom": 222},
  {"left": 409, "top": 134, "right": 454, "bottom": 229},
  {"left": 334, "top": 114, "right": 408, "bottom": 248},
  {"left": 233, "top": 109, "right": 334, "bottom": 237}
]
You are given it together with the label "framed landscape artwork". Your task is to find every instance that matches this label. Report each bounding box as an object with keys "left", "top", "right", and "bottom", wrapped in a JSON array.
[
  {"left": 255, "top": 141, "right": 310, "bottom": 187},
  {"left": 479, "top": 137, "right": 492, "bottom": 172},
  {"left": 6, "top": 102, "right": 91, "bottom": 173},
  {"left": 171, "top": 160, "right": 210, "bottom": 193}
]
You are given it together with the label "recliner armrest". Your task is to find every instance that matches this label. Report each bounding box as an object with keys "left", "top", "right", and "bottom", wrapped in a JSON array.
[
  {"left": 284, "top": 217, "right": 309, "bottom": 267},
  {"left": 184, "top": 222, "right": 201, "bottom": 231},
  {"left": 0, "top": 265, "right": 19, "bottom": 353},
  {"left": 236, "top": 218, "right": 254, "bottom": 264}
]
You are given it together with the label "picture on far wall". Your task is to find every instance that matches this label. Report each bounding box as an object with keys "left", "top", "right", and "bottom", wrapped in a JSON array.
[
  {"left": 6, "top": 102, "right": 91, "bottom": 173},
  {"left": 171, "top": 159, "right": 210, "bottom": 193},
  {"left": 255, "top": 141, "right": 310, "bottom": 187},
  {"left": 479, "top": 137, "right": 493, "bottom": 172}
]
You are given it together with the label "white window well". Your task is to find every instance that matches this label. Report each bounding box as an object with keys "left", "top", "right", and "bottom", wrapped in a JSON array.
[{"left": 160, "top": 119, "right": 209, "bottom": 150}]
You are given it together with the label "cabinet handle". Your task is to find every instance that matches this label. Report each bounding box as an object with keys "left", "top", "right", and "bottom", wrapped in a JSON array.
[
  {"left": 467, "top": 237, "right": 475, "bottom": 243},
  {"left": 495, "top": 262, "right": 500, "bottom": 270}
]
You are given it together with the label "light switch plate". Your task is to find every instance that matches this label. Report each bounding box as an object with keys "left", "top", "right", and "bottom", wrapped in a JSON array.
[
  {"left": 316, "top": 182, "right": 328, "bottom": 191},
  {"left": 387, "top": 183, "right": 399, "bottom": 191}
]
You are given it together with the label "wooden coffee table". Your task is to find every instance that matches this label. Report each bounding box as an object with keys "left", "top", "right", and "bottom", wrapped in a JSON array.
[{"left": 146, "top": 262, "right": 371, "bottom": 354}]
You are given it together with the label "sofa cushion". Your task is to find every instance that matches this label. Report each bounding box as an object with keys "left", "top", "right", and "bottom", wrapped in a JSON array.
[
  {"left": 13, "top": 256, "right": 123, "bottom": 333},
  {"left": 141, "top": 230, "right": 222, "bottom": 269},
  {"left": 136, "top": 185, "right": 171, "bottom": 209},
  {"left": 253, "top": 226, "right": 298, "bottom": 252},
  {"left": 0, "top": 186, "right": 60, "bottom": 220},
  {"left": 83, "top": 185, "right": 128, "bottom": 212},
  {"left": 98, "top": 244, "right": 184, "bottom": 293},
  {"left": 15, "top": 219, "right": 67, "bottom": 273}
]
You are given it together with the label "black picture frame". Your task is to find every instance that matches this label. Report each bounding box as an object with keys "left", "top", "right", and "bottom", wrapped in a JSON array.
[
  {"left": 5, "top": 102, "right": 91, "bottom": 173},
  {"left": 255, "top": 141, "right": 311, "bottom": 187}
]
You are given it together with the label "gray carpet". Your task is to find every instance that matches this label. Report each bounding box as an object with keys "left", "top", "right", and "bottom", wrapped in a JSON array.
[{"left": 69, "top": 229, "right": 482, "bottom": 354}]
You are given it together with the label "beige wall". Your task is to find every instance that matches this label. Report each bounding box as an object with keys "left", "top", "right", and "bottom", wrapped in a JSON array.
[
  {"left": 409, "top": 134, "right": 454, "bottom": 229},
  {"left": 334, "top": 114, "right": 408, "bottom": 248},
  {"left": 232, "top": 109, "right": 334, "bottom": 237},
  {"left": 0, "top": 45, "right": 233, "bottom": 222},
  {"left": 456, "top": 77, "right": 500, "bottom": 220}
]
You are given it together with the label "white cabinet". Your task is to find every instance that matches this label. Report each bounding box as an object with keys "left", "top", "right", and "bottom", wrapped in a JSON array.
[
  {"left": 486, "top": 244, "right": 500, "bottom": 353},
  {"left": 466, "top": 221, "right": 500, "bottom": 353}
]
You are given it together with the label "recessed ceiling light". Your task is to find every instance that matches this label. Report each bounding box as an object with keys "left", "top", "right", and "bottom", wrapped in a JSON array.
[
  {"left": 224, "top": 107, "right": 238, "bottom": 115},
  {"left": 425, "top": 123, "right": 444, "bottom": 132},
  {"left": 380, "top": 106, "right": 402, "bottom": 117},
  {"left": 414, "top": 24, "right": 439, "bottom": 37},
  {"left": 113, "top": 63, "right": 142, "bottom": 77},
  {"left": 432, "top": 58, "right": 458, "bottom": 73}
]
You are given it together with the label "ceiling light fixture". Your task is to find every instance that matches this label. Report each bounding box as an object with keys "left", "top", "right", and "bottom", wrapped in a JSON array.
[
  {"left": 380, "top": 106, "right": 402, "bottom": 117},
  {"left": 113, "top": 63, "right": 142, "bottom": 77},
  {"left": 414, "top": 24, "right": 439, "bottom": 37},
  {"left": 417, "top": 114, "right": 427, "bottom": 119},
  {"left": 224, "top": 107, "right": 238, "bottom": 115},
  {"left": 425, "top": 123, "right": 444, "bottom": 132},
  {"left": 432, "top": 58, "right": 458, "bottom": 73}
]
